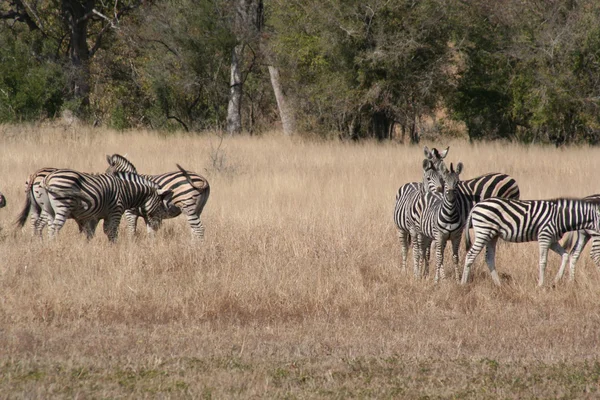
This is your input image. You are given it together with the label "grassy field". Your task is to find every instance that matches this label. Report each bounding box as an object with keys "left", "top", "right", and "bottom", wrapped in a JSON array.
[{"left": 1, "top": 123, "right": 600, "bottom": 398}]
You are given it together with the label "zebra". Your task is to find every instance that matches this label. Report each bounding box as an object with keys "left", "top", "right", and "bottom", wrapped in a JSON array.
[
  {"left": 17, "top": 167, "right": 58, "bottom": 236},
  {"left": 106, "top": 154, "right": 210, "bottom": 240},
  {"left": 414, "top": 162, "right": 465, "bottom": 282},
  {"left": 393, "top": 159, "right": 444, "bottom": 275},
  {"left": 425, "top": 146, "right": 521, "bottom": 202},
  {"left": 39, "top": 169, "right": 173, "bottom": 242},
  {"left": 461, "top": 197, "right": 600, "bottom": 287},
  {"left": 556, "top": 194, "right": 600, "bottom": 281}
]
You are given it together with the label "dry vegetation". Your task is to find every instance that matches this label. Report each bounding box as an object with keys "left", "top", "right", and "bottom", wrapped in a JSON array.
[{"left": 1, "top": 124, "right": 600, "bottom": 398}]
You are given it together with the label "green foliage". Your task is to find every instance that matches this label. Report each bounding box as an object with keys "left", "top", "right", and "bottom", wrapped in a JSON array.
[
  {"left": 1, "top": 0, "right": 600, "bottom": 143},
  {"left": 0, "top": 28, "right": 65, "bottom": 122}
]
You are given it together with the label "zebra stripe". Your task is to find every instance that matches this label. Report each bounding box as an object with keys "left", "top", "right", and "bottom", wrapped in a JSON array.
[
  {"left": 106, "top": 154, "right": 210, "bottom": 240},
  {"left": 415, "top": 162, "right": 465, "bottom": 282},
  {"left": 17, "top": 167, "right": 58, "bottom": 236},
  {"left": 394, "top": 159, "right": 444, "bottom": 275},
  {"left": 558, "top": 194, "right": 600, "bottom": 281},
  {"left": 425, "top": 146, "right": 521, "bottom": 202},
  {"left": 461, "top": 197, "right": 600, "bottom": 287},
  {"left": 40, "top": 169, "right": 173, "bottom": 242}
]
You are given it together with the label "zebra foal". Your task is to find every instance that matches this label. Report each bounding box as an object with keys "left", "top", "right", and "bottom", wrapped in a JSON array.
[
  {"left": 106, "top": 154, "right": 210, "bottom": 240},
  {"left": 40, "top": 169, "right": 173, "bottom": 242},
  {"left": 461, "top": 198, "right": 600, "bottom": 287}
]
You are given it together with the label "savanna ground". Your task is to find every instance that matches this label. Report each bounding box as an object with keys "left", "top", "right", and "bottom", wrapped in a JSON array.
[{"left": 1, "top": 124, "right": 600, "bottom": 398}]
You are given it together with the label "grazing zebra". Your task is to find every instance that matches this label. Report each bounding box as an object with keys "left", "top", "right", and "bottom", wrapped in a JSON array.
[
  {"left": 17, "top": 167, "right": 58, "bottom": 236},
  {"left": 414, "top": 162, "right": 465, "bottom": 282},
  {"left": 425, "top": 146, "right": 521, "bottom": 202},
  {"left": 557, "top": 194, "right": 600, "bottom": 281},
  {"left": 461, "top": 198, "right": 600, "bottom": 287},
  {"left": 393, "top": 159, "right": 444, "bottom": 275},
  {"left": 40, "top": 169, "right": 173, "bottom": 242},
  {"left": 106, "top": 154, "right": 210, "bottom": 240}
]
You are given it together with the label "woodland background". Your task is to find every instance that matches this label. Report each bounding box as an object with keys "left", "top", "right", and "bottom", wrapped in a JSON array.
[{"left": 2, "top": 0, "right": 600, "bottom": 145}]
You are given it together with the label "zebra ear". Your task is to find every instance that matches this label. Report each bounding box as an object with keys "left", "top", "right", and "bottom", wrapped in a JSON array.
[
  {"left": 106, "top": 155, "right": 113, "bottom": 166},
  {"left": 455, "top": 162, "right": 463, "bottom": 175},
  {"left": 423, "top": 146, "right": 433, "bottom": 160},
  {"left": 438, "top": 146, "right": 449, "bottom": 159},
  {"left": 422, "top": 159, "right": 433, "bottom": 170}
]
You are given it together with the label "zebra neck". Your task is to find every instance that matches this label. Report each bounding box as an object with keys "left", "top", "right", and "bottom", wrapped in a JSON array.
[{"left": 438, "top": 195, "right": 461, "bottom": 231}]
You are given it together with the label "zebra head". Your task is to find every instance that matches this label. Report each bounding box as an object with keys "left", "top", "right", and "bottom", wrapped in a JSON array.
[
  {"left": 140, "top": 187, "right": 174, "bottom": 229},
  {"left": 424, "top": 146, "right": 449, "bottom": 172},
  {"left": 106, "top": 154, "right": 138, "bottom": 174},
  {"left": 440, "top": 162, "right": 463, "bottom": 202},
  {"left": 422, "top": 159, "right": 444, "bottom": 193}
]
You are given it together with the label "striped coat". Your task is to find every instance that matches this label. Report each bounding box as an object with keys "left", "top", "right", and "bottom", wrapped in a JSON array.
[
  {"left": 106, "top": 154, "right": 210, "bottom": 239},
  {"left": 462, "top": 197, "right": 600, "bottom": 286},
  {"left": 40, "top": 169, "right": 173, "bottom": 242}
]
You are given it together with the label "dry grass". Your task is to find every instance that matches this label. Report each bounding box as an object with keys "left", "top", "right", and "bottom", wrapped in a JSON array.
[{"left": 1, "top": 124, "right": 600, "bottom": 398}]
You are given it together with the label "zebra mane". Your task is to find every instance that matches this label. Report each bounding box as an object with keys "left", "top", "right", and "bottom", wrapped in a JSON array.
[{"left": 107, "top": 153, "right": 138, "bottom": 173}]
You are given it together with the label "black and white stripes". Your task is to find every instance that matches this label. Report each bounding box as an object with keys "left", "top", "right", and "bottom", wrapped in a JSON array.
[
  {"left": 40, "top": 169, "right": 173, "bottom": 242},
  {"left": 461, "top": 198, "right": 600, "bottom": 286},
  {"left": 106, "top": 154, "right": 210, "bottom": 240}
]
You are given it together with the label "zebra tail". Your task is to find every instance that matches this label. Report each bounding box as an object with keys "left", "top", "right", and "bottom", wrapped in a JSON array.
[
  {"left": 16, "top": 191, "right": 33, "bottom": 228},
  {"left": 176, "top": 163, "right": 210, "bottom": 215},
  {"left": 16, "top": 177, "right": 37, "bottom": 228},
  {"left": 464, "top": 211, "right": 473, "bottom": 251}
]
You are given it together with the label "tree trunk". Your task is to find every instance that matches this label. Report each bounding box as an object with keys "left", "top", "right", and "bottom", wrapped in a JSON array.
[
  {"left": 62, "top": 0, "right": 94, "bottom": 113},
  {"left": 226, "top": 44, "right": 244, "bottom": 135},
  {"left": 268, "top": 65, "right": 296, "bottom": 136}
]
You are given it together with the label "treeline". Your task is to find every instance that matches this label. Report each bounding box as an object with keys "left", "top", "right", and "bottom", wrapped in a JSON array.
[{"left": 1, "top": 0, "right": 599, "bottom": 144}]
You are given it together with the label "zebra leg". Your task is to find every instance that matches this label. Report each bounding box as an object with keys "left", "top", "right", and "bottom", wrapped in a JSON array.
[
  {"left": 411, "top": 230, "right": 421, "bottom": 278},
  {"left": 485, "top": 237, "right": 501, "bottom": 286},
  {"left": 590, "top": 235, "right": 600, "bottom": 270},
  {"left": 180, "top": 202, "right": 205, "bottom": 240},
  {"left": 421, "top": 237, "right": 433, "bottom": 277},
  {"left": 548, "top": 242, "right": 570, "bottom": 283},
  {"left": 451, "top": 235, "right": 462, "bottom": 281},
  {"left": 124, "top": 210, "right": 139, "bottom": 237},
  {"left": 48, "top": 210, "right": 68, "bottom": 239},
  {"left": 32, "top": 210, "right": 49, "bottom": 237},
  {"left": 398, "top": 229, "right": 409, "bottom": 272},
  {"left": 461, "top": 234, "right": 488, "bottom": 285},
  {"left": 537, "top": 238, "right": 552, "bottom": 287},
  {"left": 558, "top": 231, "right": 590, "bottom": 282},
  {"left": 434, "top": 238, "right": 447, "bottom": 283}
]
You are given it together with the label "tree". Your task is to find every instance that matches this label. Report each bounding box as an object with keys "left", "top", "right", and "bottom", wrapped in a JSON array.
[
  {"left": 226, "top": 0, "right": 263, "bottom": 134},
  {"left": 1, "top": 0, "right": 147, "bottom": 117}
]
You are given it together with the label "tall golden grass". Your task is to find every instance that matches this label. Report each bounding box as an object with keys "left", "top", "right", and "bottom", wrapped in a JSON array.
[{"left": 1, "top": 123, "right": 600, "bottom": 397}]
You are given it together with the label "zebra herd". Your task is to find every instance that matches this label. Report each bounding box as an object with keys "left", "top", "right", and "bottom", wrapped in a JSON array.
[
  {"left": 11, "top": 155, "right": 210, "bottom": 242},
  {"left": 394, "top": 146, "right": 600, "bottom": 287},
  {"left": 1, "top": 145, "right": 599, "bottom": 287}
]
